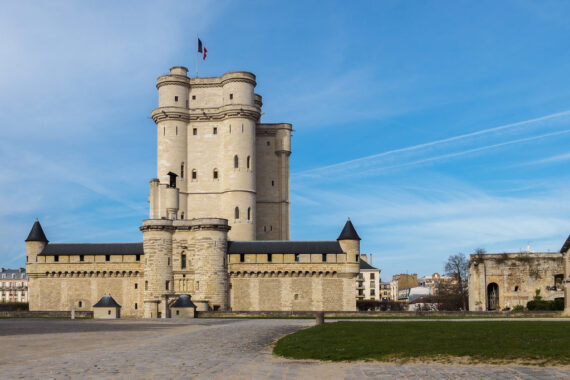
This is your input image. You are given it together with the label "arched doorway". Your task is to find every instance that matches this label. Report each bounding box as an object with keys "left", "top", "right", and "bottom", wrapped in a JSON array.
[{"left": 487, "top": 283, "right": 499, "bottom": 311}]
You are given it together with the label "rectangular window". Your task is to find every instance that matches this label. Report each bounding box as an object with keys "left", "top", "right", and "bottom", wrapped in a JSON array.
[
  {"left": 134, "top": 283, "right": 138, "bottom": 289},
  {"left": 268, "top": 254, "right": 272, "bottom": 262},
  {"left": 193, "top": 128, "right": 197, "bottom": 135},
  {"left": 181, "top": 254, "right": 187, "bottom": 269},
  {"left": 135, "top": 303, "right": 138, "bottom": 310},
  {"left": 174, "top": 96, "right": 178, "bottom": 102},
  {"left": 230, "top": 93, "right": 233, "bottom": 100},
  {"left": 192, "top": 95, "right": 196, "bottom": 100},
  {"left": 165, "top": 281, "right": 169, "bottom": 291},
  {"left": 54, "top": 255, "right": 59, "bottom": 262},
  {"left": 322, "top": 253, "right": 327, "bottom": 262},
  {"left": 370, "top": 273, "right": 375, "bottom": 280},
  {"left": 105, "top": 255, "right": 110, "bottom": 262},
  {"left": 136, "top": 255, "right": 140, "bottom": 262},
  {"left": 240, "top": 254, "right": 245, "bottom": 263},
  {"left": 145, "top": 281, "right": 148, "bottom": 291},
  {"left": 213, "top": 127, "right": 217, "bottom": 135},
  {"left": 370, "top": 289, "right": 375, "bottom": 296},
  {"left": 80, "top": 255, "right": 84, "bottom": 262},
  {"left": 294, "top": 253, "right": 300, "bottom": 262},
  {"left": 356, "top": 254, "right": 359, "bottom": 262}
]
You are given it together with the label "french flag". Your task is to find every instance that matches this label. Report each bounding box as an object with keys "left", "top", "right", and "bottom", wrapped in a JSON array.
[{"left": 198, "top": 38, "right": 207, "bottom": 60}]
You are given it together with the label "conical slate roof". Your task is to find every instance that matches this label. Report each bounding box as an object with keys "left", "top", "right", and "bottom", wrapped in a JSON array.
[
  {"left": 171, "top": 294, "right": 197, "bottom": 308},
  {"left": 93, "top": 294, "right": 121, "bottom": 308},
  {"left": 25, "top": 220, "right": 48, "bottom": 243},
  {"left": 337, "top": 218, "right": 361, "bottom": 241}
]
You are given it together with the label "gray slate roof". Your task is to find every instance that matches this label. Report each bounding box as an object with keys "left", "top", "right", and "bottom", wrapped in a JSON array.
[
  {"left": 171, "top": 294, "right": 197, "bottom": 308},
  {"left": 359, "top": 260, "right": 378, "bottom": 270},
  {"left": 93, "top": 294, "right": 121, "bottom": 308},
  {"left": 39, "top": 243, "right": 143, "bottom": 256},
  {"left": 25, "top": 220, "right": 48, "bottom": 243},
  {"left": 0, "top": 268, "right": 27, "bottom": 280},
  {"left": 227, "top": 241, "right": 344, "bottom": 254},
  {"left": 337, "top": 219, "right": 361, "bottom": 241}
]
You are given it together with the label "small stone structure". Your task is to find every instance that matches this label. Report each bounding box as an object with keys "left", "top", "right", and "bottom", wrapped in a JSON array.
[
  {"left": 170, "top": 294, "right": 197, "bottom": 318},
  {"left": 468, "top": 249, "right": 565, "bottom": 311},
  {"left": 93, "top": 294, "right": 121, "bottom": 319}
]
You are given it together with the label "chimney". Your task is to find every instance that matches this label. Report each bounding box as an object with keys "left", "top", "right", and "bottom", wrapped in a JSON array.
[{"left": 370, "top": 254, "right": 373, "bottom": 266}]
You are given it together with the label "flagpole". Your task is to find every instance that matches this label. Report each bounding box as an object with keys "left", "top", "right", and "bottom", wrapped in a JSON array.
[{"left": 196, "top": 33, "right": 199, "bottom": 78}]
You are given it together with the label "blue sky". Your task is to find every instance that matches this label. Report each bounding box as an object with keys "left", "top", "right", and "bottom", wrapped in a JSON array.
[{"left": 1, "top": 1, "right": 570, "bottom": 281}]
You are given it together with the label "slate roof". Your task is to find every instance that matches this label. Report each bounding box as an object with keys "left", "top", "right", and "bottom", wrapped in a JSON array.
[
  {"left": 0, "top": 268, "right": 27, "bottom": 280},
  {"left": 227, "top": 241, "right": 344, "bottom": 254},
  {"left": 38, "top": 243, "right": 143, "bottom": 256},
  {"left": 171, "top": 294, "right": 197, "bottom": 308},
  {"left": 560, "top": 235, "right": 570, "bottom": 254},
  {"left": 337, "top": 219, "right": 361, "bottom": 241},
  {"left": 359, "top": 260, "right": 378, "bottom": 270},
  {"left": 25, "top": 220, "right": 48, "bottom": 243},
  {"left": 93, "top": 294, "right": 121, "bottom": 308}
]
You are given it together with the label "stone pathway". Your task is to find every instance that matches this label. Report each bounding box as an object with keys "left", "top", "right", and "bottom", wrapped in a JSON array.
[{"left": 0, "top": 319, "right": 568, "bottom": 379}]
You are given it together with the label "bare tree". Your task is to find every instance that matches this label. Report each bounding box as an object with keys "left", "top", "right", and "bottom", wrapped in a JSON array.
[{"left": 444, "top": 253, "right": 470, "bottom": 310}]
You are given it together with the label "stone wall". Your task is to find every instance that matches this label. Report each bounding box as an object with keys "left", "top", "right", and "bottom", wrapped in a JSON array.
[{"left": 469, "top": 252, "right": 564, "bottom": 311}]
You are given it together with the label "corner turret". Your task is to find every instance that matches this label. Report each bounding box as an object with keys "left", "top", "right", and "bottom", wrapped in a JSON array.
[
  {"left": 25, "top": 220, "right": 48, "bottom": 263},
  {"left": 337, "top": 218, "right": 361, "bottom": 263}
]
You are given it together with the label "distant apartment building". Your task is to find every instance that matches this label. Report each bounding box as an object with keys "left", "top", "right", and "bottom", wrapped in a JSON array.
[
  {"left": 379, "top": 282, "right": 390, "bottom": 300},
  {"left": 390, "top": 273, "right": 418, "bottom": 301},
  {"left": 1, "top": 268, "right": 28, "bottom": 303},
  {"left": 357, "top": 254, "right": 381, "bottom": 300},
  {"left": 418, "top": 272, "right": 457, "bottom": 296}
]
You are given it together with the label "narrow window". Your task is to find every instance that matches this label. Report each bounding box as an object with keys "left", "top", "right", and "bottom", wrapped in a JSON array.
[
  {"left": 180, "top": 212, "right": 184, "bottom": 220},
  {"left": 322, "top": 253, "right": 327, "bottom": 262},
  {"left": 54, "top": 255, "right": 59, "bottom": 262},
  {"left": 145, "top": 281, "right": 148, "bottom": 290},
  {"left": 266, "top": 141, "right": 270, "bottom": 146},
  {"left": 165, "top": 281, "right": 169, "bottom": 290},
  {"left": 181, "top": 254, "right": 187, "bottom": 269},
  {"left": 136, "top": 255, "right": 140, "bottom": 262},
  {"left": 213, "top": 169, "right": 218, "bottom": 179},
  {"left": 108, "top": 310, "right": 111, "bottom": 315},
  {"left": 268, "top": 254, "right": 272, "bottom": 262},
  {"left": 247, "top": 207, "right": 251, "bottom": 221},
  {"left": 235, "top": 207, "right": 240, "bottom": 219},
  {"left": 181, "top": 163, "right": 184, "bottom": 178},
  {"left": 213, "top": 127, "right": 217, "bottom": 135},
  {"left": 242, "top": 124, "right": 244, "bottom": 133},
  {"left": 167, "top": 258, "right": 170, "bottom": 266},
  {"left": 135, "top": 283, "right": 138, "bottom": 289},
  {"left": 78, "top": 301, "right": 82, "bottom": 307},
  {"left": 135, "top": 303, "right": 138, "bottom": 310},
  {"left": 174, "top": 96, "right": 178, "bottom": 102},
  {"left": 270, "top": 225, "right": 273, "bottom": 231},
  {"left": 356, "top": 254, "right": 360, "bottom": 262},
  {"left": 105, "top": 255, "right": 110, "bottom": 262},
  {"left": 240, "top": 254, "right": 245, "bottom": 263},
  {"left": 193, "top": 128, "right": 197, "bottom": 135},
  {"left": 247, "top": 156, "right": 250, "bottom": 169},
  {"left": 80, "top": 255, "right": 84, "bottom": 262},
  {"left": 295, "top": 254, "right": 300, "bottom": 262},
  {"left": 234, "top": 155, "right": 239, "bottom": 168},
  {"left": 192, "top": 169, "right": 197, "bottom": 180},
  {"left": 176, "top": 310, "right": 180, "bottom": 315},
  {"left": 176, "top": 126, "right": 178, "bottom": 135},
  {"left": 229, "top": 93, "right": 233, "bottom": 100},
  {"left": 263, "top": 226, "right": 266, "bottom": 232},
  {"left": 514, "top": 286, "right": 519, "bottom": 292},
  {"left": 192, "top": 95, "right": 196, "bottom": 100},
  {"left": 196, "top": 281, "right": 199, "bottom": 290}
]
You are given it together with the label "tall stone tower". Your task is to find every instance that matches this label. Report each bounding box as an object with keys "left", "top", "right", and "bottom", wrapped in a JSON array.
[{"left": 150, "top": 67, "right": 291, "bottom": 241}]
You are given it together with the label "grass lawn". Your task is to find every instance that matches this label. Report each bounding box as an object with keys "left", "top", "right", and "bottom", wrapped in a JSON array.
[{"left": 273, "top": 321, "right": 570, "bottom": 365}]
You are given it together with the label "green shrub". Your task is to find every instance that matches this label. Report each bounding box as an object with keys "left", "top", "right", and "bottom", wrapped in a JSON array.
[
  {"left": 526, "top": 299, "right": 563, "bottom": 311},
  {"left": 512, "top": 305, "right": 525, "bottom": 312}
]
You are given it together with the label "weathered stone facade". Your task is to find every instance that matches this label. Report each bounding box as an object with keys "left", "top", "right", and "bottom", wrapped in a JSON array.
[
  {"left": 468, "top": 251, "right": 564, "bottom": 311},
  {"left": 25, "top": 67, "right": 360, "bottom": 317}
]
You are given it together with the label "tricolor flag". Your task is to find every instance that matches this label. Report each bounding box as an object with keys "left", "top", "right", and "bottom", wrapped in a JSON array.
[{"left": 198, "top": 38, "right": 207, "bottom": 60}]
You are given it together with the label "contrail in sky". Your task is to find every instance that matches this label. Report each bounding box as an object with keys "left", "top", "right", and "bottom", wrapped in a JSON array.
[{"left": 296, "top": 109, "right": 570, "bottom": 177}]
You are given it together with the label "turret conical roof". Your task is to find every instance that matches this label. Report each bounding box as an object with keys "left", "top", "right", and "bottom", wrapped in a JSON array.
[
  {"left": 25, "top": 220, "right": 48, "bottom": 243},
  {"left": 337, "top": 218, "right": 361, "bottom": 241}
]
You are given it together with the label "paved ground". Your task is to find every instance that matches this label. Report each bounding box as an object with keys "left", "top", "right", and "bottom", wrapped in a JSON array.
[{"left": 0, "top": 319, "right": 568, "bottom": 379}]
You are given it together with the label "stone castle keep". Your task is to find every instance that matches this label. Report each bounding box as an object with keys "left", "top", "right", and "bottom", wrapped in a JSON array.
[{"left": 25, "top": 67, "right": 360, "bottom": 317}]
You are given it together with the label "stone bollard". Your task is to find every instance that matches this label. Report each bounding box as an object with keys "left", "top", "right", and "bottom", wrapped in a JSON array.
[
  {"left": 315, "top": 311, "right": 324, "bottom": 325},
  {"left": 70, "top": 306, "right": 75, "bottom": 320}
]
